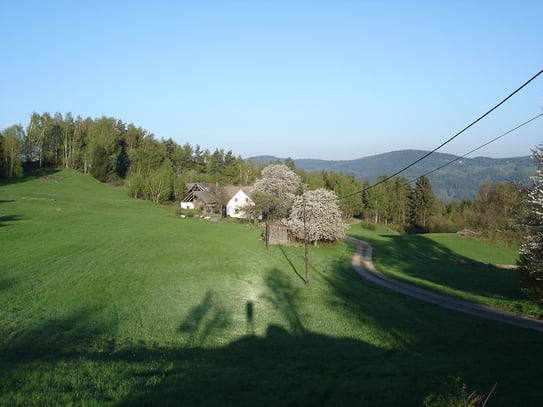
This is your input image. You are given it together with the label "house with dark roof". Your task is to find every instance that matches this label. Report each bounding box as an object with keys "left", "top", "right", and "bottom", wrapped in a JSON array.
[
  {"left": 180, "top": 183, "right": 255, "bottom": 218},
  {"left": 180, "top": 183, "right": 217, "bottom": 214}
]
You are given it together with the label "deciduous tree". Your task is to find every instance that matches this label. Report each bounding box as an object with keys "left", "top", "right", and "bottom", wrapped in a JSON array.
[
  {"left": 285, "top": 189, "right": 347, "bottom": 244},
  {"left": 0, "top": 125, "right": 24, "bottom": 180},
  {"left": 519, "top": 143, "right": 543, "bottom": 304},
  {"left": 145, "top": 160, "right": 174, "bottom": 204},
  {"left": 252, "top": 164, "right": 302, "bottom": 221}
]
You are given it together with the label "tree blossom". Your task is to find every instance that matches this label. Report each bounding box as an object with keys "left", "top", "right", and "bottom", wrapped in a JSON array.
[
  {"left": 519, "top": 143, "right": 543, "bottom": 304},
  {"left": 285, "top": 188, "right": 347, "bottom": 244}
]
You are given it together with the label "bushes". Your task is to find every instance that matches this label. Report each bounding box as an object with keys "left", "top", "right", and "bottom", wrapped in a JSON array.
[{"left": 423, "top": 377, "right": 490, "bottom": 407}]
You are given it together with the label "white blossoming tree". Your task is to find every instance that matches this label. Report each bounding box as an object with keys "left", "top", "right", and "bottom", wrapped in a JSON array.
[
  {"left": 286, "top": 188, "right": 347, "bottom": 244},
  {"left": 252, "top": 164, "right": 302, "bottom": 221},
  {"left": 519, "top": 143, "right": 543, "bottom": 304}
]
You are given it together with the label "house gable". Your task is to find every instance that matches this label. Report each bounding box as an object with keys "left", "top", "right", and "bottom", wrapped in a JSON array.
[
  {"left": 225, "top": 187, "right": 255, "bottom": 218},
  {"left": 180, "top": 183, "right": 255, "bottom": 217},
  {"left": 181, "top": 183, "right": 217, "bottom": 212}
]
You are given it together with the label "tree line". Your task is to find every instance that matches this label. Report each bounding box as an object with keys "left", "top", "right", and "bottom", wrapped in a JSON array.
[
  {"left": 296, "top": 165, "right": 525, "bottom": 242},
  {"left": 1, "top": 111, "right": 527, "bottom": 241},
  {"left": 0, "top": 112, "right": 267, "bottom": 203}
]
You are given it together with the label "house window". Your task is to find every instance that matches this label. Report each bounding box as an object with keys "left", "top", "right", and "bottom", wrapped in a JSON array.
[
  {"left": 235, "top": 208, "right": 240, "bottom": 214},
  {"left": 245, "top": 197, "right": 249, "bottom": 202},
  {"left": 235, "top": 197, "right": 238, "bottom": 202}
]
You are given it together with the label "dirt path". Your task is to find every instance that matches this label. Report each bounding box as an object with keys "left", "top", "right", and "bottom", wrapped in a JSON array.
[{"left": 345, "top": 236, "right": 543, "bottom": 333}]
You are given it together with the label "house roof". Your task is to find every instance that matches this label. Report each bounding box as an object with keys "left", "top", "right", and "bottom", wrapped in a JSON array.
[
  {"left": 185, "top": 182, "right": 215, "bottom": 192},
  {"left": 222, "top": 186, "right": 254, "bottom": 201},
  {"left": 193, "top": 190, "right": 216, "bottom": 204},
  {"left": 181, "top": 183, "right": 253, "bottom": 204}
]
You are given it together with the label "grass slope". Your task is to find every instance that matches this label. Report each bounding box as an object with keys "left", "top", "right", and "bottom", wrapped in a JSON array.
[
  {"left": 348, "top": 226, "right": 540, "bottom": 317},
  {"left": 1, "top": 170, "right": 543, "bottom": 406}
]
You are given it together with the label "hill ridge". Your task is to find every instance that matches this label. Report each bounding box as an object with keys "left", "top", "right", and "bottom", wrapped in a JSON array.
[{"left": 250, "top": 150, "right": 534, "bottom": 202}]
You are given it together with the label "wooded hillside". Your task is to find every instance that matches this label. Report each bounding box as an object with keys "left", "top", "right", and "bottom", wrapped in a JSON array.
[{"left": 253, "top": 150, "right": 535, "bottom": 202}]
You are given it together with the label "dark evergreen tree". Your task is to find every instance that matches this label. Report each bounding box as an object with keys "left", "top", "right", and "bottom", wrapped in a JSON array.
[
  {"left": 89, "top": 144, "right": 111, "bottom": 182},
  {"left": 408, "top": 175, "right": 435, "bottom": 233}
]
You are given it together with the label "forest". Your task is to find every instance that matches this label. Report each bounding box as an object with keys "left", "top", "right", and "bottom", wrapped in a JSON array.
[{"left": 0, "top": 112, "right": 529, "bottom": 242}]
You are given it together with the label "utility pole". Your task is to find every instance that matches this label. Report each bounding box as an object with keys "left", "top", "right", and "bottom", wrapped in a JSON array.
[{"left": 303, "top": 194, "right": 309, "bottom": 284}]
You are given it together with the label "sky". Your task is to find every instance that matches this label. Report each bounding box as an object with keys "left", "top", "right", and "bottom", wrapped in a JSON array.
[{"left": 1, "top": 1, "right": 542, "bottom": 160}]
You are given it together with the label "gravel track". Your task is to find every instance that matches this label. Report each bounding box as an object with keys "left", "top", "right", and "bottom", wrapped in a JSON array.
[{"left": 345, "top": 236, "right": 543, "bottom": 333}]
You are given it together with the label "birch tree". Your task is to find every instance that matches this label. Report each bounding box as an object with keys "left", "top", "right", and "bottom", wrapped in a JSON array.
[
  {"left": 144, "top": 160, "right": 174, "bottom": 204},
  {"left": 1, "top": 125, "right": 24, "bottom": 180}
]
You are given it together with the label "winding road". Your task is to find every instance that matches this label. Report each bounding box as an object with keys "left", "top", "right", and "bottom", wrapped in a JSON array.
[{"left": 345, "top": 236, "right": 543, "bottom": 333}]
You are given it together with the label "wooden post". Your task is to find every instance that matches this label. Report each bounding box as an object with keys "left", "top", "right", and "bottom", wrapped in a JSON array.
[
  {"left": 303, "top": 195, "right": 309, "bottom": 284},
  {"left": 248, "top": 201, "right": 252, "bottom": 230}
]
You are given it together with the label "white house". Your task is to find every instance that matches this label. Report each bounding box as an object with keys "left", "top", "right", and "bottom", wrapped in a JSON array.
[
  {"left": 224, "top": 187, "right": 255, "bottom": 218},
  {"left": 180, "top": 183, "right": 256, "bottom": 218}
]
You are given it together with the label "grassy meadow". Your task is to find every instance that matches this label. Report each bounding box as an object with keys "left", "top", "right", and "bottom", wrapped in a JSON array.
[
  {"left": 1, "top": 170, "right": 543, "bottom": 406},
  {"left": 347, "top": 226, "right": 541, "bottom": 316}
]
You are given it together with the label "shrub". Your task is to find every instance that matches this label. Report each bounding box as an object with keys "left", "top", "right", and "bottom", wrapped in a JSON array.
[{"left": 422, "top": 377, "right": 489, "bottom": 407}]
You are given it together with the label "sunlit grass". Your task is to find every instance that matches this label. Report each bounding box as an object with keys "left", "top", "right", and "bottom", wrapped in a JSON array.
[{"left": 1, "top": 170, "right": 542, "bottom": 406}]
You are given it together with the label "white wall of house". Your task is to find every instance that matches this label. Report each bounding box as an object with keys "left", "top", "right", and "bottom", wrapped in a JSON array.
[{"left": 226, "top": 189, "right": 253, "bottom": 218}]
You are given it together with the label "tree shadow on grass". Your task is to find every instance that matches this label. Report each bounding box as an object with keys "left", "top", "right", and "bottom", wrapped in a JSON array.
[
  {"left": 0, "top": 306, "right": 115, "bottom": 360},
  {"left": 3, "top": 264, "right": 543, "bottom": 406},
  {"left": 120, "top": 264, "right": 543, "bottom": 406},
  {"left": 361, "top": 233, "right": 524, "bottom": 301},
  {"left": 261, "top": 268, "right": 306, "bottom": 335},
  {"left": 178, "top": 290, "right": 232, "bottom": 346},
  {"left": 0, "top": 214, "right": 24, "bottom": 227},
  {"left": 120, "top": 267, "right": 394, "bottom": 406}
]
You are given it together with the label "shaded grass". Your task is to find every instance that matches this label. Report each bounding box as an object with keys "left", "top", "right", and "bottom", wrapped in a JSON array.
[
  {"left": 347, "top": 225, "right": 541, "bottom": 317},
  {"left": 1, "top": 171, "right": 543, "bottom": 405}
]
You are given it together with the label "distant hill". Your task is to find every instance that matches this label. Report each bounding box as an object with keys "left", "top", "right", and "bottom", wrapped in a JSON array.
[{"left": 250, "top": 150, "right": 535, "bottom": 202}]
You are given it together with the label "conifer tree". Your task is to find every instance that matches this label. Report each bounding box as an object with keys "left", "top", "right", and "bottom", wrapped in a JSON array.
[{"left": 408, "top": 175, "right": 435, "bottom": 233}]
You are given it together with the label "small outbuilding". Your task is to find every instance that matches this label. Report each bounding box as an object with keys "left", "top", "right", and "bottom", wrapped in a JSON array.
[
  {"left": 265, "top": 223, "right": 290, "bottom": 247},
  {"left": 181, "top": 183, "right": 216, "bottom": 214}
]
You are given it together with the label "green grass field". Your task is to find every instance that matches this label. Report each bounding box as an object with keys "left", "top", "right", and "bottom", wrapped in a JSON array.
[
  {"left": 1, "top": 170, "right": 543, "bottom": 406},
  {"left": 347, "top": 226, "right": 541, "bottom": 317}
]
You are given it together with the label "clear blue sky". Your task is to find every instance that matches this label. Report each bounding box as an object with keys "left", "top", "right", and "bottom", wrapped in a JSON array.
[{"left": 1, "top": 0, "right": 542, "bottom": 160}]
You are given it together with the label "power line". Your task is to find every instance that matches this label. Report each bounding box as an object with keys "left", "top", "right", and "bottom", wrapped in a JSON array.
[
  {"left": 408, "top": 113, "right": 543, "bottom": 184},
  {"left": 335, "top": 112, "right": 543, "bottom": 202},
  {"left": 334, "top": 69, "right": 543, "bottom": 201}
]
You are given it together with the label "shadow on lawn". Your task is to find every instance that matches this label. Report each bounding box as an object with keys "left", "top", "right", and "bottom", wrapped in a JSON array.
[
  {"left": 278, "top": 245, "right": 307, "bottom": 284},
  {"left": 0, "top": 306, "right": 115, "bottom": 360},
  {"left": 178, "top": 291, "right": 232, "bottom": 346},
  {"left": 0, "top": 214, "right": 24, "bottom": 227},
  {"left": 118, "top": 265, "right": 543, "bottom": 406},
  {"left": 2, "top": 264, "right": 543, "bottom": 406},
  {"left": 362, "top": 233, "right": 524, "bottom": 301},
  {"left": 0, "top": 197, "right": 23, "bottom": 227}
]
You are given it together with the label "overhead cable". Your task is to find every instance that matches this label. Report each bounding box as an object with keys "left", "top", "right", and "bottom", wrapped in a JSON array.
[
  {"left": 334, "top": 69, "right": 543, "bottom": 201},
  {"left": 408, "top": 112, "right": 543, "bottom": 183}
]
